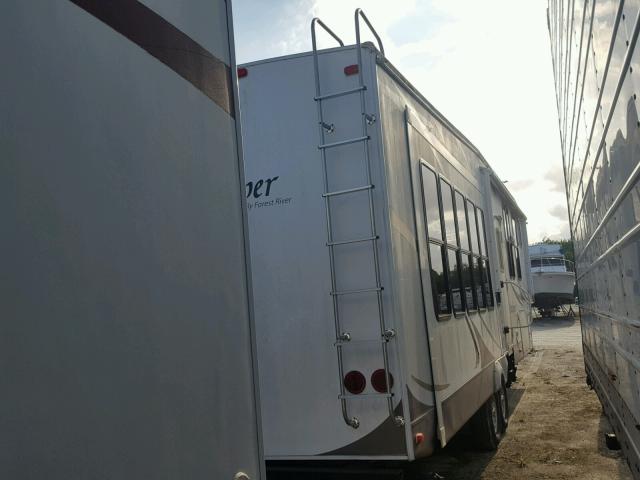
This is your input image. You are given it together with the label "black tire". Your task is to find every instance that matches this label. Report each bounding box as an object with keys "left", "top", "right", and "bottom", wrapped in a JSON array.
[
  {"left": 471, "top": 393, "right": 503, "bottom": 451},
  {"left": 496, "top": 380, "right": 509, "bottom": 433}
]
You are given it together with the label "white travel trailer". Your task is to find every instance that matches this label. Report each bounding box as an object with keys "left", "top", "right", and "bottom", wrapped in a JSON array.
[
  {"left": 549, "top": 0, "right": 640, "bottom": 476},
  {"left": 1, "top": 2, "right": 263, "bottom": 479},
  {"left": 240, "top": 11, "right": 532, "bottom": 462}
]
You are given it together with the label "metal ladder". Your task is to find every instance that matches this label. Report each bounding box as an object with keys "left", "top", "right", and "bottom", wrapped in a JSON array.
[{"left": 311, "top": 9, "right": 404, "bottom": 429}]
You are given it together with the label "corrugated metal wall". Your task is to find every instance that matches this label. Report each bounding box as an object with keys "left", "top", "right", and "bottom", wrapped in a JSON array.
[{"left": 549, "top": 0, "right": 640, "bottom": 475}]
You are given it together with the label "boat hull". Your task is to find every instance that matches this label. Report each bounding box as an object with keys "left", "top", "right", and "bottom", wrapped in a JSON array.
[{"left": 531, "top": 272, "right": 575, "bottom": 309}]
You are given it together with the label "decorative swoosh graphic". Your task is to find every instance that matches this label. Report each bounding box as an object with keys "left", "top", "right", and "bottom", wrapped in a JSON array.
[
  {"left": 411, "top": 374, "right": 449, "bottom": 392},
  {"left": 464, "top": 312, "right": 481, "bottom": 367}
]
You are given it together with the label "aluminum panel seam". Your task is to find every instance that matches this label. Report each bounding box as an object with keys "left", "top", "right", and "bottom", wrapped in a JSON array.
[
  {"left": 566, "top": 0, "right": 598, "bottom": 193},
  {"left": 571, "top": 6, "right": 640, "bottom": 227},
  {"left": 577, "top": 221, "right": 640, "bottom": 278},
  {"left": 581, "top": 305, "right": 640, "bottom": 329},
  {"left": 585, "top": 345, "right": 640, "bottom": 464},
  {"left": 576, "top": 152, "right": 640, "bottom": 260},
  {"left": 571, "top": 0, "right": 626, "bottom": 222}
]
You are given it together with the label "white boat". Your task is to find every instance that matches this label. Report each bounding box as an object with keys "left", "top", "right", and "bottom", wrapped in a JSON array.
[{"left": 528, "top": 244, "right": 576, "bottom": 316}]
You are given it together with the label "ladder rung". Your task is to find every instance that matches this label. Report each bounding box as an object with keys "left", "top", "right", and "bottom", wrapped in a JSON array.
[
  {"left": 319, "top": 136, "right": 369, "bottom": 149},
  {"left": 323, "top": 184, "right": 373, "bottom": 198},
  {"left": 335, "top": 338, "right": 386, "bottom": 346},
  {"left": 327, "top": 235, "right": 378, "bottom": 247},
  {"left": 315, "top": 86, "right": 366, "bottom": 101},
  {"left": 330, "top": 287, "right": 383, "bottom": 296},
  {"left": 339, "top": 392, "right": 393, "bottom": 400}
]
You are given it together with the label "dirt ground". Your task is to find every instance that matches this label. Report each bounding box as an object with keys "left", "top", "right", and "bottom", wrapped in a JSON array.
[{"left": 408, "top": 317, "right": 632, "bottom": 479}]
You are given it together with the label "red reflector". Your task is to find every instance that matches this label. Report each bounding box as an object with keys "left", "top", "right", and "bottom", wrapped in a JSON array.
[
  {"left": 237, "top": 67, "right": 248, "bottom": 78},
  {"left": 344, "top": 64, "right": 359, "bottom": 76},
  {"left": 344, "top": 370, "right": 366, "bottom": 394},
  {"left": 415, "top": 432, "right": 425, "bottom": 445},
  {"left": 371, "top": 369, "right": 394, "bottom": 393}
]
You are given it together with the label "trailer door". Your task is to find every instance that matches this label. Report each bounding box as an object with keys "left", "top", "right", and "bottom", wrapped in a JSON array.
[{"left": 404, "top": 110, "right": 449, "bottom": 446}]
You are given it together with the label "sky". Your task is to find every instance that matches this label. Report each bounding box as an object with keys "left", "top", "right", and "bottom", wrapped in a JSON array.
[{"left": 233, "top": 0, "right": 569, "bottom": 243}]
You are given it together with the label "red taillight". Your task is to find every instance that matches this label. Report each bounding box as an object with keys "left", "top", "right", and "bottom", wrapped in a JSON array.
[
  {"left": 344, "top": 64, "right": 359, "bottom": 76},
  {"left": 371, "top": 369, "right": 394, "bottom": 393},
  {"left": 237, "top": 67, "right": 248, "bottom": 78},
  {"left": 415, "top": 432, "right": 425, "bottom": 445},
  {"left": 344, "top": 370, "right": 366, "bottom": 394}
]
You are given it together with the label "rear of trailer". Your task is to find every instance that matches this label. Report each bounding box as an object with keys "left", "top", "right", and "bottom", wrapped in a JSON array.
[
  {"left": 240, "top": 11, "right": 532, "bottom": 462},
  {"left": 548, "top": 0, "right": 640, "bottom": 476},
  {"left": 1, "top": 2, "right": 263, "bottom": 479}
]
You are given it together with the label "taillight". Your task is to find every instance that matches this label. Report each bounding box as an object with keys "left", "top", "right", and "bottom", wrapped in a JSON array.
[
  {"left": 344, "top": 64, "right": 359, "bottom": 76},
  {"left": 344, "top": 370, "right": 366, "bottom": 394},
  {"left": 237, "top": 67, "right": 248, "bottom": 78},
  {"left": 371, "top": 369, "right": 394, "bottom": 393}
]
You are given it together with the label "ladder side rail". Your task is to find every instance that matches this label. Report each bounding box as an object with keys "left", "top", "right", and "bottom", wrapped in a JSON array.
[
  {"left": 354, "top": 9, "right": 402, "bottom": 427},
  {"left": 355, "top": 8, "right": 385, "bottom": 56},
  {"left": 311, "top": 17, "right": 359, "bottom": 429}
]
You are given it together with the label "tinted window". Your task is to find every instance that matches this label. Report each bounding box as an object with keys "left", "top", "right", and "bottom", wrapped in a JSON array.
[
  {"left": 421, "top": 166, "right": 442, "bottom": 241},
  {"left": 455, "top": 191, "right": 469, "bottom": 251},
  {"left": 473, "top": 257, "right": 485, "bottom": 308},
  {"left": 507, "top": 243, "right": 515, "bottom": 278},
  {"left": 440, "top": 180, "right": 456, "bottom": 245},
  {"left": 477, "top": 207, "right": 487, "bottom": 255},
  {"left": 482, "top": 259, "right": 494, "bottom": 307},
  {"left": 504, "top": 210, "right": 511, "bottom": 239},
  {"left": 460, "top": 254, "right": 475, "bottom": 309},
  {"left": 447, "top": 249, "right": 464, "bottom": 313},
  {"left": 467, "top": 200, "right": 479, "bottom": 254},
  {"left": 429, "top": 243, "right": 450, "bottom": 315}
]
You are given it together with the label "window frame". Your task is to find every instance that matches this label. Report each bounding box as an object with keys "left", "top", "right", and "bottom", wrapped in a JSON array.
[
  {"left": 476, "top": 206, "right": 495, "bottom": 308},
  {"left": 466, "top": 199, "right": 489, "bottom": 311},
  {"left": 419, "top": 162, "right": 453, "bottom": 320},
  {"left": 419, "top": 161, "right": 496, "bottom": 319}
]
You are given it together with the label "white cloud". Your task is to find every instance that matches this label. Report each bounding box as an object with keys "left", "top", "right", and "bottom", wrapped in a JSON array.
[{"left": 233, "top": 0, "right": 569, "bottom": 243}]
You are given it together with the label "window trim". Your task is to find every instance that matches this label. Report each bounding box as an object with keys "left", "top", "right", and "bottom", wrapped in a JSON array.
[
  {"left": 440, "top": 177, "right": 466, "bottom": 316},
  {"left": 419, "top": 162, "right": 452, "bottom": 320},
  {"left": 419, "top": 161, "right": 496, "bottom": 318}
]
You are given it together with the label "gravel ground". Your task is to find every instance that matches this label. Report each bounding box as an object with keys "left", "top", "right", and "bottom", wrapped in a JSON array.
[{"left": 408, "top": 315, "right": 632, "bottom": 479}]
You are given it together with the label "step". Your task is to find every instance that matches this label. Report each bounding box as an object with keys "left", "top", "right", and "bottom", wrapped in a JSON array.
[
  {"left": 322, "top": 184, "right": 373, "bottom": 198},
  {"left": 314, "top": 85, "right": 366, "bottom": 101},
  {"left": 318, "top": 135, "right": 369, "bottom": 150},
  {"left": 330, "top": 287, "right": 383, "bottom": 296},
  {"left": 339, "top": 392, "right": 393, "bottom": 400},
  {"left": 327, "top": 235, "right": 378, "bottom": 247}
]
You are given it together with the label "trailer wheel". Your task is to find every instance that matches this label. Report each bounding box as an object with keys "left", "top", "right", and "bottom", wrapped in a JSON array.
[
  {"left": 471, "top": 393, "right": 503, "bottom": 451},
  {"left": 497, "top": 380, "right": 509, "bottom": 433}
]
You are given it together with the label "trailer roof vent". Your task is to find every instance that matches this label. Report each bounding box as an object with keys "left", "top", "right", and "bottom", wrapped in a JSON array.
[
  {"left": 344, "top": 370, "right": 366, "bottom": 394},
  {"left": 344, "top": 64, "right": 359, "bottom": 76}
]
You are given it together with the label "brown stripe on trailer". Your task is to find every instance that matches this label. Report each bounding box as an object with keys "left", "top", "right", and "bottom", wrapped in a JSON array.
[
  {"left": 68, "top": 0, "right": 235, "bottom": 116},
  {"left": 406, "top": 387, "right": 437, "bottom": 458},
  {"left": 320, "top": 404, "right": 407, "bottom": 456},
  {"left": 441, "top": 362, "right": 495, "bottom": 440}
]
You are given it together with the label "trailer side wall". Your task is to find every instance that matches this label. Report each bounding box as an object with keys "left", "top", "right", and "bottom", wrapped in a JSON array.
[
  {"left": 548, "top": 0, "right": 640, "bottom": 475},
  {"left": 1, "top": 2, "right": 263, "bottom": 478}
]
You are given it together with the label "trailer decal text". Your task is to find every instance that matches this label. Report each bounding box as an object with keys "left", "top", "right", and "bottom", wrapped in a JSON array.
[{"left": 246, "top": 176, "right": 292, "bottom": 210}]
